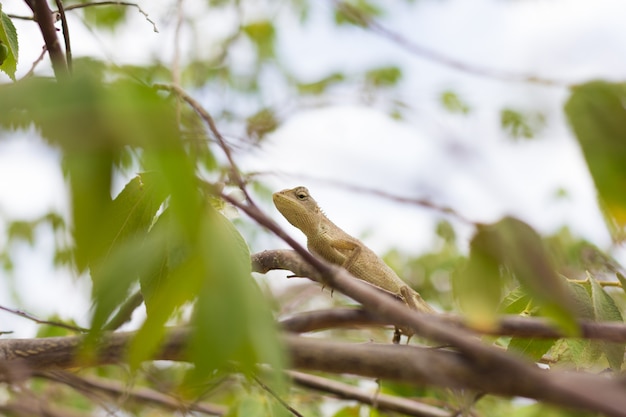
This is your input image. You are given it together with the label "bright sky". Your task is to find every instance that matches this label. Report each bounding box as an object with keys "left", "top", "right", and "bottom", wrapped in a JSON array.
[{"left": 1, "top": 0, "right": 625, "bottom": 336}]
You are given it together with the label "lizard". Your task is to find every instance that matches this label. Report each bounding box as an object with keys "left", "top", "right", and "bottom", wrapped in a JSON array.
[{"left": 273, "top": 186, "right": 435, "bottom": 343}]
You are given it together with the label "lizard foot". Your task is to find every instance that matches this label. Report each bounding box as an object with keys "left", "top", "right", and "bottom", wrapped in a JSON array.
[{"left": 392, "top": 328, "right": 401, "bottom": 344}]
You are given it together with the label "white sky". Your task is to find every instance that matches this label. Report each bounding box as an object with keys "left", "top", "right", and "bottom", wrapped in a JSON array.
[{"left": 1, "top": 0, "right": 625, "bottom": 336}]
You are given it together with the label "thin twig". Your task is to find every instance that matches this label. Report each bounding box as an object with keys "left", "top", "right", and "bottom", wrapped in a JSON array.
[
  {"left": 12, "top": 1, "right": 159, "bottom": 33},
  {"left": 286, "top": 370, "right": 450, "bottom": 417},
  {"left": 66, "top": 1, "right": 158, "bottom": 33},
  {"left": 333, "top": 1, "right": 569, "bottom": 88},
  {"left": 54, "top": 0, "right": 72, "bottom": 72},
  {"left": 0, "top": 305, "right": 87, "bottom": 333},
  {"left": 21, "top": 46, "right": 48, "bottom": 79},
  {"left": 248, "top": 170, "right": 475, "bottom": 225},
  {"left": 38, "top": 370, "right": 226, "bottom": 415},
  {"left": 252, "top": 375, "right": 304, "bottom": 417},
  {"left": 153, "top": 84, "right": 254, "bottom": 203}
]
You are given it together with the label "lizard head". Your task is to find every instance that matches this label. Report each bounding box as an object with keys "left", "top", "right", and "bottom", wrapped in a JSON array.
[{"left": 273, "top": 186, "right": 322, "bottom": 234}]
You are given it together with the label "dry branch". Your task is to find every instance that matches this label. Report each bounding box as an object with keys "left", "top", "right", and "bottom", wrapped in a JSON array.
[{"left": 2, "top": 329, "right": 626, "bottom": 416}]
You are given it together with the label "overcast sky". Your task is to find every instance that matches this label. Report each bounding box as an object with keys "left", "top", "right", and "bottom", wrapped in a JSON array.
[{"left": 1, "top": 0, "right": 626, "bottom": 336}]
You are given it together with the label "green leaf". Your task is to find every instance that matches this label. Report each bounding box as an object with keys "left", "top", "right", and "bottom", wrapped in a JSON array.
[
  {"left": 297, "top": 72, "right": 346, "bottom": 95},
  {"left": 242, "top": 21, "right": 276, "bottom": 60},
  {"left": 440, "top": 90, "right": 471, "bottom": 114},
  {"left": 184, "top": 210, "right": 284, "bottom": 390},
  {"left": 469, "top": 217, "right": 578, "bottom": 334},
  {"left": 227, "top": 395, "right": 270, "bottom": 417},
  {"left": 83, "top": 3, "right": 128, "bottom": 30},
  {"left": 246, "top": 108, "right": 279, "bottom": 141},
  {"left": 365, "top": 66, "right": 402, "bottom": 87},
  {"left": 568, "top": 282, "right": 594, "bottom": 320},
  {"left": 334, "top": 1, "right": 383, "bottom": 27},
  {"left": 88, "top": 229, "right": 169, "bottom": 343},
  {"left": 7, "top": 221, "right": 35, "bottom": 245},
  {"left": 500, "top": 108, "right": 545, "bottom": 140},
  {"left": 511, "top": 402, "right": 597, "bottom": 417},
  {"left": 565, "top": 81, "right": 626, "bottom": 237},
  {"left": 332, "top": 405, "right": 361, "bottom": 417},
  {"left": 500, "top": 287, "right": 533, "bottom": 315},
  {"left": 453, "top": 237, "right": 502, "bottom": 329},
  {"left": 435, "top": 219, "right": 456, "bottom": 244},
  {"left": 589, "top": 273, "right": 624, "bottom": 370},
  {"left": 0, "top": 7, "right": 18, "bottom": 80},
  {"left": 508, "top": 336, "right": 555, "bottom": 362}
]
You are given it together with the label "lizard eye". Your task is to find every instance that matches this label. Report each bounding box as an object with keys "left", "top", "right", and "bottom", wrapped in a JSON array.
[{"left": 296, "top": 192, "right": 307, "bottom": 200}]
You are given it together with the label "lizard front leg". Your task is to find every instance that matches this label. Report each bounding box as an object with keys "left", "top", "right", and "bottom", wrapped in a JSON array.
[{"left": 329, "top": 238, "right": 362, "bottom": 271}]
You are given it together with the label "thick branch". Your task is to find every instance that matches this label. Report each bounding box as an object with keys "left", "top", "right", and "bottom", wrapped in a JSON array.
[
  {"left": 261, "top": 250, "right": 626, "bottom": 343},
  {"left": 251, "top": 249, "right": 626, "bottom": 417},
  {"left": 32, "top": 0, "right": 68, "bottom": 78},
  {"left": 280, "top": 307, "right": 626, "bottom": 343},
  {"left": 2, "top": 329, "right": 626, "bottom": 415}
]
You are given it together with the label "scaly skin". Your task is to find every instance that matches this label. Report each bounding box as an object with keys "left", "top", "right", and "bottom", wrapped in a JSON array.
[{"left": 273, "top": 186, "right": 435, "bottom": 341}]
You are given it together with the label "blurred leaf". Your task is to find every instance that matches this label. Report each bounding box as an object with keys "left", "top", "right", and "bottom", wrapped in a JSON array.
[
  {"left": 435, "top": 219, "right": 456, "bottom": 244},
  {"left": 332, "top": 405, "right": 361, "bottom": 417},
  {"left": 565, "top": 81, "right": 626, "bottom": 239},
  {"left": 365, "top": 66, "right": 402, "bottom": 87},
  {"left": 465, "top": 217, "right": 578, "bottom": 333},
  {"left": 511, "top": 402, "right": 597, "bottom": 417},
  {"left": 453, "top": 234, "right": 502, "bottom": 330},
  {"left": 589, "top": 273, "right": 624, "bottom": 370},
  {"left": 246, "top": 108, "right": 279, "bottom": 141},
  {"left": 89, "top": 230, "right": 168, "bottom": 335},
  {"left": 0, "top": 7, "right": 18, "bottom": 80},
  {"left": 7, "top": 221, "right": 35, "bottom": 245},
  {"left": 500, "top": 108, "right": 545, "bottom": 140},
  {"left": 242, "top": 21, "right": 276, "bottom": 60},
  {"left": 83, "top": 3, "right": 128, "bottom": 30},
  {"left": 440, "top": 90, "right": 470, "bottom": 114},
  {"left": 227, "top": 395, "right": 270, "bottom": 417},
  {"left": 297, "top": 72, "right": 345, "bottom": 95},
  {"left": 334, "top": 1, "right": 383, "bottom": 27},
  {"left": 0, "top": 72, "right": 183, "bottom": 271},
  {"left": 184, "top": 209, "right": 284, "bottom": 391}
]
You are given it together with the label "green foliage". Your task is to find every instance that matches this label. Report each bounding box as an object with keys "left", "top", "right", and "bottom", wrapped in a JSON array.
[
  {"left": 243, "top": 21, "right": 276, "bottom": 61},
  {"left": 81, "top": 3, "right": 128, "bottom": 30},
  {"left": 297, "top": 72, "right": 346, "bottom": 95},
  {"left": 0, "top": 62, "right": 282, "bottom": 397},
  {"left": 365, "top": 66, "right": 402, "bottom": 87},
  {"left": 0, "top": 6, "right": 18, "bottom": 80},
  {"left": 500, "top": 108, "right": 545, "bottom": 139},
  {"left": 511, "top": 403, "right": 597, "bottom": 417},
  {"left": 455, "top": 217, "right": 578, "bottom": 333},
  {"left": 246, "top": 108, "right": 279, "bottom": 140},
  {"left": 3, "top": 1, "right": 626, "bottom": 415},
  {"left": 334, "top": 0, "right": 384, "bottom": 27},
  {"left": 589, "top": 274, "right": 624, "bottom": 369},
  {"left": 440, "top": 90, "right": 471, "bottom": 114},
  {"left": 565, "top": 81, "right": 626, "bottom": 240}
]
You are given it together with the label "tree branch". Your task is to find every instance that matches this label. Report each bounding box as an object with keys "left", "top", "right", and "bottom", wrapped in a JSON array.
[
  {"left": 332, "top": 1, "right": 567, "bottom": 87},
  {"left": 280, "top": 306, "right": 626, "bottom": 343},
  {"left": 37, "top": 371, "right": 227, "bottom": 415},
  {"left": 286, "top": 370, "right": 451, "bottom": 417},
  {"left": 31, "top": 0, "right": 68, "bottom": 79},
  {"left": 1, "top": 328, "right": 626, "bottom": 415}
]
